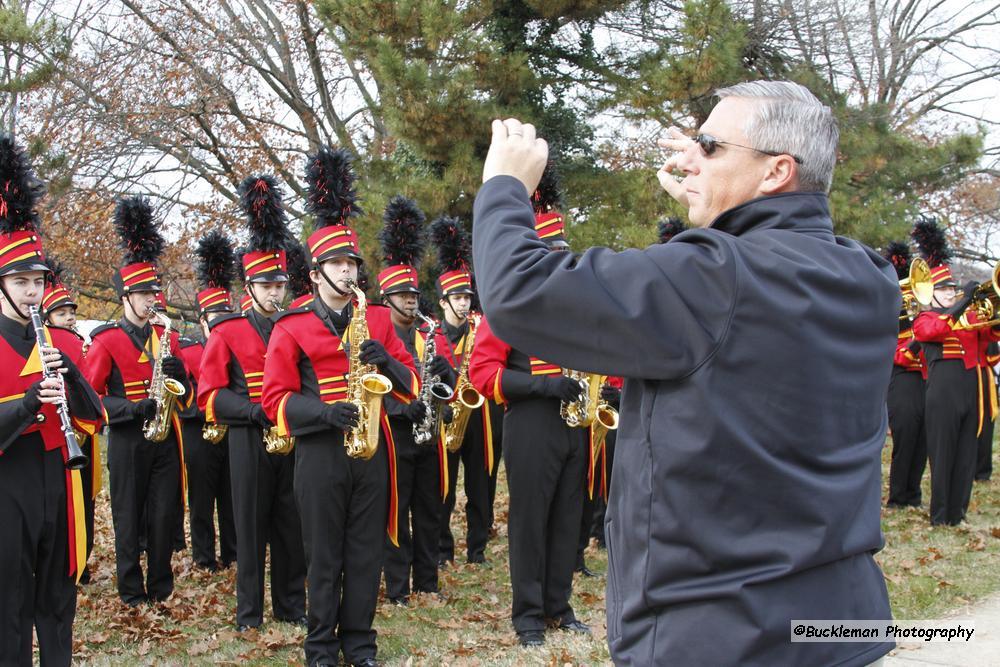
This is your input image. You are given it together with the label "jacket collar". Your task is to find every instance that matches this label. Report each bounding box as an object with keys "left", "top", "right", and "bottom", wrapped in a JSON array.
[{"left": 709, "top": 192, "right": 834, "bottom": 238}]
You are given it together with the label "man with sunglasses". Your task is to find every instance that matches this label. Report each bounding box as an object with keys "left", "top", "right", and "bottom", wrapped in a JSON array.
[{"left": 471, "top": 81, "right": 898, "bottom": 666}]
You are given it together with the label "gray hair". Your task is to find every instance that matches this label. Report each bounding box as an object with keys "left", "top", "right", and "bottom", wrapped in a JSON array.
[{"left": 715, "top": 81, "right": 838, "bottom": 193}]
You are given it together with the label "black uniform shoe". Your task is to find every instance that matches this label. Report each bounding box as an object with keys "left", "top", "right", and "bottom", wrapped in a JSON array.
[
  {"left": 279, "top": 614, "right": 308, "bottom": 628},
  {"left": 467, "top": 553, "right": 486, "bottom": 564},
  {"left": 388, "top": 596, "right": 409, "bottom": 607},
  {"left": 235, "top": 623, "right": 260, "bottom": 633},
  {"left": 576, "top": 564, "right": 599, "bottom": 578},
  {"left": 518, "top": 630, "right": 545, "bottom": 647},
  {"left": 559, "top": 620, "right": 592, "bottom": 635},
  {"left": 350, "top": 658, "right": 380, "bottom": 667}
]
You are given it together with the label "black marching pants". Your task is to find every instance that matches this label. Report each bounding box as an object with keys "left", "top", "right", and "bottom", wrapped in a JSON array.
[
  {"left": 295, "top": 432, "right": 388, "bottom": 666},
  {"left": 107, "top": 420, "right": 180, "bottom": 604},
  {"left": 592, "top": 430, "right": 617, "bottom": 546},
  {"left": 438, "top": 407, "right": 491, "bottom": 563},
  {"left": 976, "top": 371, "right": 996, "bottom": 480},
  {"left": 504, "top": 398, "right": 585, "bottom": 635},
  {"left": 925, "top": 361, "right": 985, "bottom": 525},
  {"left": 228, "top": 425, "right": 306, "bottom": 627},
  {"left": 887, "top": 368, "right": 927, "bottom": 507},
  {"left": 0, "top": 437, "right": 76, "bottom": 667},
  {"left": 182, "top": 419, "right": 236, "bottom": 569},
  {"left": 576, "top": 429, "right": 598, "bottom": 569},
  {"left": 383, "top": 419, "right": 442, "bottom": 599}
]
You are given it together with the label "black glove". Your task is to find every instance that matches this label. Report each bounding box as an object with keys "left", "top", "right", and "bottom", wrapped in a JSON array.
[
  {"left": 358, "top": 339, "right": 389, "bottom": 367},
  {"left": 905, "top": 339, "right": 922, "bottom": 354},
  {"left": 249, "top": 403, "right": 273, "bottom": 429},
  {"left": 945, "top": 281, "right": 979, "bottom": 318},
  {"left": 600, "top": 384, "right": 621, "bottom": 407},
  {"left": 544, "top": 376, "right": 584, "bottom": 402},
  {"left": 403, "top": 400, "right": 428, "bottom": 423},
  {"left": 22, "top": 381, "right": 44, "bottom": 415},
  {"left": 442, "top": 405, "right": 454, "bottom": 425},
  {"left": 162, "top": 356, "right": 187, "bottom": 382},
  {"left": 428, "top": 355, "right": 453, "bottom": 379},
  {"left": 323, "top": 402, "right": 360, "bottom": 432},
  {"left": 58, "top": 352, "right": 82, "bottom": 382},
  {"left": 133, "top": 398, "right": 157, "bottom": 420}
]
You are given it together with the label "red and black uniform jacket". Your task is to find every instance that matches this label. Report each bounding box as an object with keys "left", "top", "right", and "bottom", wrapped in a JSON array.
[
  {"left": 52, "top": 325, "right": 104, "bottom": 499},
  {"left": 0, "top": 313, "right": 103, "bottom": 579},
  {"left": 177, "top": 336, "right": 206, "bottom": 420},
  {"left": 913, "top": 308, "right": 1000, "bottom": 434},
  {"left": 893, "top": 326, "right": 927, "bottom": 380},
  {"left": 197, "top": 311, "right": 271, "bottom": 425},
  {"left": 385, "top": 320, "right": 454, "bottom": 499},
  {"left": 440, "top": 317, "right": 498, "bottom": 476},
  {"left": 83, "top": 319, "right": 191, "bottom": 491},
  {"left": 260, "top": 299, "right": 419, "bottom": 545}
]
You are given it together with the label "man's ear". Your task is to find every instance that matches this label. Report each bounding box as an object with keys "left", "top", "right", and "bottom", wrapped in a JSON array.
[{"left": 758, "top": 155, "right": 799, "bottom": 195}]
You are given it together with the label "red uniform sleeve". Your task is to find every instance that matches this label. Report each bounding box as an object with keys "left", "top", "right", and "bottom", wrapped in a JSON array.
[
  {"left": 261, "top": 324, "right": 304, "bottom": 435},
  {"left": 912, "top": 311, "right": 953, "bottom": 342},
  {"left": 197, "top": 332, "right": 232, "bottom": 423},
  {"left": 82, "top": 337, "right": 112, "bottom": 396},
  {"left": 377, "top": 315, "right": 419, "bottom": 403},
  {"left": 606, "top": 375, "right": 624, "bottom": 389},
  {"left": 469, "top": 317, "right": 511, "bottom": 404}
]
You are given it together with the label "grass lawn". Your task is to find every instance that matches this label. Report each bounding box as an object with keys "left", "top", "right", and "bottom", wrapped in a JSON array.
[{"left": 68, "top": 438, "right": 1000, "bottom": 665}]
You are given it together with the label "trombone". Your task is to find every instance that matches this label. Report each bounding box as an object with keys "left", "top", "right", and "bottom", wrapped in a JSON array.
[
  {"left": 899, "top": 257, "right": 933, "bottom": 321},
  {"left": 955, "top": 263, "right": 1000, "bottom": 331}
]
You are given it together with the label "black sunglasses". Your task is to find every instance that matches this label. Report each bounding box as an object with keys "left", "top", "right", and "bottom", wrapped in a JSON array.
[{"left": 693, "top": 133, "right": 803, "bottom": 164}]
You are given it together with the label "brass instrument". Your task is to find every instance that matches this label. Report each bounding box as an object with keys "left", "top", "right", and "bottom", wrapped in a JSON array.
[
  {"left": 202, "top": 422, "right": 227, "bottom": 444},
  {"left": 413, "top": 312, "right": 455, "bottom": 445},
  {"left": 143, "top": 309, "right": 187, "bottom": 443},
  {"left": 443, "top": 314, "right": 484, "bottom": 453},
  {"left": 560, "top": 368, "right": 602, "bottom": 428},
  {"left": 28, "top": 306, "right": 89, "bottom": 470},
  {"left": 955, "top": 263, "right": 1000, "bottom": 331},
  {"left": 344, "top": 282, "right": 393, "bottom": 460},
  {"left": 899, "top": 257, "right": 933, "bottom": 321},
  {"left": 590, "top": 377, "right": 620, "bottom": 459},
  {"left": 262, "top": 298, "right": 295, "bottom": 454}
]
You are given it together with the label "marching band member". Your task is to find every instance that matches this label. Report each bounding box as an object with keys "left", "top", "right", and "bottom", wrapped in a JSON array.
[
  {"left": 912, "top": 220, "right": 998, "bottom": 526},
  {"left": 179, "top": 230, "right": 239, "bottom": 571},
  {"left": 588, "top": 376, "right": 622, "bottom": 549},
  {"left": 261, "top": 147, "right": 418, "bottom": 667},
  {"left": 377, "top": 197, "right": 456, "bottom": 605},
  {"left": 286, "top": 239, "right": 316, "bottom": 310},
  {"left": 430, "top": 216, "right": 494, "bottom": 566},
  {"left": 197, "top": 176, "right": 306, "bottom": 631},
  {"left": 42, "top": 258, "right": 100, "bottom": 584},
  {"left": 0, "top": 134, "right": 101, "bottom": 666},
  {"left": 468, "top": 190, "right": 589, "bottom": 647},
  {"left": 884, "top": 241, "right": 928, "bottom": 508},
  {"left": 83, "top": 197, "right": 190, "bottom": 607}
]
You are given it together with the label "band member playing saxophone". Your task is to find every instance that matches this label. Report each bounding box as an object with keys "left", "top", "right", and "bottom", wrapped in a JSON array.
[
  {"left": 468, "top": 166, "right": 589, "bottom": 647},
  {"left": 376, "top": 197, "right": 456, "bottom": 607},
  {"left": 261, "top": 147, "right": 417, "bottom": 667},
  {"left": 430, "top": 215, "right": 495, "bottom": 566},
  {"left": 83, "top": 197, "right": 190, "bottom": 607},
  {"left": 196, "top": 176, "right": 306, "bottom": 631},
  {"left": 0, "top": 134, "right": 102, "bottom": 666}
]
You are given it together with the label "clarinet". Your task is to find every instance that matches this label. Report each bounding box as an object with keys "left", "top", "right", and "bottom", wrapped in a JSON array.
[{"left": 28, "top": 305, "right": 89, "bottom": 470}]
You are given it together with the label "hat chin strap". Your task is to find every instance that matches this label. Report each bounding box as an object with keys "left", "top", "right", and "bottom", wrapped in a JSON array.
[{"left": 318, "top": 263, "right": 353, "bottom": 297}]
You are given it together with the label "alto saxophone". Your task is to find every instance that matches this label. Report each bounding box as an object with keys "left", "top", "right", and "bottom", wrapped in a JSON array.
[
  {"left": 413, "top": 312, "right": 455, "bottom": 445},
  {"left": 590, "top": 376, "right": 620, "bottom": 459},
  {"left": 202, "top": 422, "right": 227, "bottom": 444},
  {"left": 143, "top": 310, "right": 187, "bottom": 442},
  {"left": 344, "top": 282, "right": 393, "bottom": 460},
  {"left": 559, "top": 368, "right": 601, "bottom": 429},
  {"left": 443, "top": 314, "right": 484, "bottom": 453},
  {"left": 262, "top": 298, "right": 295, "bottom": 455}
]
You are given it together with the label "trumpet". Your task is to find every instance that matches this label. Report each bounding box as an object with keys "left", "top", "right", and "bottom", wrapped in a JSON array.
[
  {"left": 955, "top": 263, "right": 1000, "bottom": 331},
  {"left": 899, "top": 257, "right": 933, "bottom": 321}
]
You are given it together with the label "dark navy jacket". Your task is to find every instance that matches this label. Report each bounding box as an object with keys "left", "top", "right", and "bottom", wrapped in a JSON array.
[{"left": 473, "top": 176, "right": 898, "bottom": 666}]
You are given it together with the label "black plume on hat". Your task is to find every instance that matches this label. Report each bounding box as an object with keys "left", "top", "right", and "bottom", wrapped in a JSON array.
[
  {"left": 883, "top": 241, "right": 912, "bottom": 281},
  {"left": 285, "top": 239, "right": 312, "bottom": 299},
  {"left": 379, "top": 195, "right": 426, "bottom": 267},
  {"left": 305, "top": 146, "right": 363, "bottom": 228},
  {"left": 196, "top": 230, "right": 238, "bottom": 290},
  {"left": 238, "top": 175, "right": 289, "bottom": 252},
  {"left": 657, "top": 217, "right": 687, "bottom": 244},
  {"left": 0, "top": 133, "right": 45, "bottom": 235},
  {"left": 532, "top": 161, "right": 562, "bottom": 214},
  {"left": 911, "top": 217, "right": 951, "bottom": 268},
  {"left": 114, "top": 196, "right": 165, "bottom": 264},
  {"left": 430, "top": 215, "right": 471, "bottom": 272},
  {"left": 45, "top": 254, "right": 70, "bottom": 286}
]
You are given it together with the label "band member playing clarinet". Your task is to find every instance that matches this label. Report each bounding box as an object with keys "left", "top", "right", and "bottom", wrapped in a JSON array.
[
  {"left": 0, "top": 133, "right": 102, "bottom": 667},
  {"left": 197, "top": 176, "right": 306, "bottom": 631},
  {"left": 262, "top": 147, "right": 418, "bottom": 667},
  {"left": 84, "top": 197, "right": 190, "bottom": 607}
]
